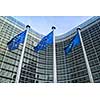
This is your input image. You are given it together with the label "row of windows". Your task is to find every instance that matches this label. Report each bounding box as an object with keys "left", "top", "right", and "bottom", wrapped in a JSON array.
[
  {"left": 68, "top": 76, "right": 90, "bottom": 83},
  {"left": 1, "top": 17, "right": 100, "bottom": 83},
  {"left": 19, "top": 76, "right": 36, "bottom": 83},
  {"left": 56, "top": 21, "right": 100, "bottom": 82},
  {"left": 57, "top": 76, "right": 90, "bottom": 83}
]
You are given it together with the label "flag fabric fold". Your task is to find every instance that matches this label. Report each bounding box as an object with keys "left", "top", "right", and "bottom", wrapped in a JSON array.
[
  {"left": 7, "top": 30, "right": 27, "bottom": 50},
  {"left": 64, "top": 32, "right": 80, "bottom": 55},
  {"left": 34, "top": 31, "right": 53, "bottom": 52}
]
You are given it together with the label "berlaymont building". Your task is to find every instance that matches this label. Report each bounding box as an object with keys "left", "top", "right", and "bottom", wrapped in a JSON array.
[{"left": 0, "top": 16, "right": 100, "bottom": 83}]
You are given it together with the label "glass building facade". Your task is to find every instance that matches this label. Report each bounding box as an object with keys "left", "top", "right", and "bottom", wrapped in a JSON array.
[
  {"left": 56, "top": 16, "right": 100, "bottom": 83},
  {"left": 0, "top": 16, "right": 53, "bottom": 83},
  {"left": 0, "top": 16, "right": 100, "bottom": 83}
]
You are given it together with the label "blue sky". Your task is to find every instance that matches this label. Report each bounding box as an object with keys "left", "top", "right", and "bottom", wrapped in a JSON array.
[{"left": 13, "top": 16, "right": 92, "bottom": 36}]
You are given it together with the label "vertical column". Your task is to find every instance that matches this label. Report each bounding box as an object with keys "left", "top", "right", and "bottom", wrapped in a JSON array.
[
  {"left": 77, "top": 28, "right": 94, "bottom": 83},
  {"left": 52, "top": 26, "right": 57, "bottom": 83},
  {"left": 15, "top": 25, "right": 30, "bottom": 83}
]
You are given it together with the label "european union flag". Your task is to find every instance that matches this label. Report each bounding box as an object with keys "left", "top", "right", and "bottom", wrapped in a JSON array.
[
  {"left": 64, "top": 32, "right": 80, "bottom": 55},
  {"left": 34, "top": 31, "right": 53, "bottom": 52},
  {"left": 7, "top": 30, "right": 27, "bottom": 50}
]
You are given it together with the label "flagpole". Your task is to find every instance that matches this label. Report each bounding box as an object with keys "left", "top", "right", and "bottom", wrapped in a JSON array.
[
  {"left": 77, "top": 28, "right": 94, "bottom": 83},
  {"left": 15, "top": 25, "right": 30, "bottom": 83},
  {"left": 52, "top": 26, "right": 57, "bottom": 83}
]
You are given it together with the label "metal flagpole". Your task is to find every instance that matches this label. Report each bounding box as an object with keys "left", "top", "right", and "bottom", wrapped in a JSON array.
[
  {"left": 77, "top": 28, "right": 94, "bottom": 83},
  {"left": 15, "top": 25, "right": 30, "bottom": 83},
  {"left": 52, "top": 26, "right": 57, "bottom": 83}
]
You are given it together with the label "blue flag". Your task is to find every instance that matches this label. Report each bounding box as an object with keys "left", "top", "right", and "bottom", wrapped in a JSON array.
[
  {"left": 34, "top": 31, "right": 53, "bottom": 52},
  {"left": 64, "top": 32, "right": 80, "bottom": 55},
  {"left": 7, "top": 30, "right": 27, "bottom": 50}
]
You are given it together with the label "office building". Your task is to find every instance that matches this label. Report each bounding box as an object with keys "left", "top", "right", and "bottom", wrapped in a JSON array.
[{"left": 0, "top": 16, "right": 100, "bottom": 83}]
